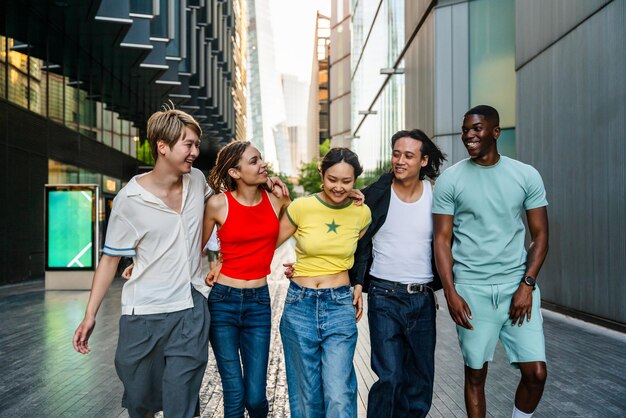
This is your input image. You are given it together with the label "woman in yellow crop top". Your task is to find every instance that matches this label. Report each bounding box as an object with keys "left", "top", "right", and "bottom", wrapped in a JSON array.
[{"left": 275, "top": 147, "right": 371, "bottom": 418}]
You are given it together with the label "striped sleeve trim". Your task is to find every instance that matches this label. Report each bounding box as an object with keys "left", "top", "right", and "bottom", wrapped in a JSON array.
[
  {"left": 103, "top": 245, "right": 136, "bottom": 257},
  {"left": 285, "top": 209, "right": 297, "bottom": 227}
]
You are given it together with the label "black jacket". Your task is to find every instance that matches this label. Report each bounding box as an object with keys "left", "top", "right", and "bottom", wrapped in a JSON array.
[{"left": 349, "top": 173, "right": 442, "bottom": 293}]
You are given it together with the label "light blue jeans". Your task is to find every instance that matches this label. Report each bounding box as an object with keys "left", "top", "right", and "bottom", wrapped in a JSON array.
[{"left": 279, "top": 281, "right": 358, "bottom": 418}]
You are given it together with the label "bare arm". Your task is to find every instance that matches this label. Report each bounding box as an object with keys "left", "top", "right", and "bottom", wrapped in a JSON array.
[
  {"left": 268, "top": 192, "right": 292, "bottom": 220},
  {"left": 72, "top": 255, "right": 121, "bottom": 354},
  {"left": 523, "top": 206, "right": 549, "bottom": 279},
  {"left": 276, "top": 212, "right": 297, "bottom": 248},
  {"left": 433, "top": 214, "right": 473, "bottom": 330},
  {"left": 202, "top": 194, "right": 225, "bottom": 247},
  {"left": 509, "top": 206, "right": 549, "bottom": 326}
]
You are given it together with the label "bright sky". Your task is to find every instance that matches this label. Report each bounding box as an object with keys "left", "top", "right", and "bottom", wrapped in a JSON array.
[{"left": 270, "top": 0, "right": 330, "bottom": 82}]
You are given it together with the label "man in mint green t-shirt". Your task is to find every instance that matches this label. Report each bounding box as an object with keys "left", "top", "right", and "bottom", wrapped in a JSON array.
[{"left": 433, "top": 105, "right": 549, "bottom": 418}]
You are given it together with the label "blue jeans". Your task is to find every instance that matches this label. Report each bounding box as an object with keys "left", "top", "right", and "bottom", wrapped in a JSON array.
[
  {"left": 280, "top": 281, "right": 358, "bottom": 418},
  {"left": 208, "top": 283, "right": 271, "bottom": 418},
  {"left": 366, "top": 278, "right": 436, "bottom": 418}
]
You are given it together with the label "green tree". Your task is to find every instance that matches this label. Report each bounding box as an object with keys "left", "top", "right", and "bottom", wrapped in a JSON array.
[
  {"left": 298, "top": 159, "right": 322, "bottom": 195},
  {"left": 319, "top": 138, "right": 331, "bottom": 157},
  {"left": 360, "top": 161, "right": 392, "bottom": 187},
  {"left": 266, "top": 165, "right": 296, "bottom": 200},
  {"left": 137, "top": 139, "right": 155, "bottom": 165}
]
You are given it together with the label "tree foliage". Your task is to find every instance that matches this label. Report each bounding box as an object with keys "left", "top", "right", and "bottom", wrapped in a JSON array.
[
  {"left": 297, "top": 159, "right": 321, "bottom": 195},
  {"left": 360, "top": 161, "right": 392, "bottom": 188},
  {"left": 319, "top": 138, "right": 331, "bottom": 157},
  {"left": 266, "top": 165, "right": 296, "bottom": 200}
]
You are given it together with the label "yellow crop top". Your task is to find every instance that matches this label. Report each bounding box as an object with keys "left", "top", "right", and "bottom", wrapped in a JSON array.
[{"left": 286, "top": 194, "right": 371, "bottom": 277}]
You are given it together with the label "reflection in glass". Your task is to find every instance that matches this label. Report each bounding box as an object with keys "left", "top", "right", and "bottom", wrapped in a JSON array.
[
  {"left": 351, "top": 0, "right": 405, "bottom": 172},
  {"left": 469, "top": 0, "right": 516, "bottom": 129},
  {"left": 498, "top": 128, "right": 516, "bottom": 159}
]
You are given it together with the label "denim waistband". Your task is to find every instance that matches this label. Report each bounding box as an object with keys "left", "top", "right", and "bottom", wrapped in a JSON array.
[
  {"left": 288, "top": 280, "right": 351, "bottom": 298},
  {"left": 212, "top": 282, "right": 269, "bottom": 297},
  {"left": 369, "top": 277, "right": 439, "bottom": 309}
]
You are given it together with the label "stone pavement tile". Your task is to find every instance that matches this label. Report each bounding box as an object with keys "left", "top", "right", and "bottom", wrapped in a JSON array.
[{"left": 2, "top": 241, "right": 626, "bottom": 417}]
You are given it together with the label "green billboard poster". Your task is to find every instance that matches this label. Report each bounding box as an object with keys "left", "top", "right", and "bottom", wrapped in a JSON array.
[{"left": 45, "top": 185, "right": 99, "bottom": 270}]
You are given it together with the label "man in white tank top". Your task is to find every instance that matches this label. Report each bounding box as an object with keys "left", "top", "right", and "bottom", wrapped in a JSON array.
[{"left": 350, "top": 129, "right": 446, "bottom": 418}]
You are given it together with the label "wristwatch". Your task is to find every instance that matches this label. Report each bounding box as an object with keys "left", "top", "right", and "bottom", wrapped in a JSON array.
[{"left": 521, "top": 275, "right": 536, "bottom": 289}]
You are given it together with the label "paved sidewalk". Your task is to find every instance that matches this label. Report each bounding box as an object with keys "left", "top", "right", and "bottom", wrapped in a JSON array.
[{"left": 0, "top": 242, "right": 625, "bottom": 417}]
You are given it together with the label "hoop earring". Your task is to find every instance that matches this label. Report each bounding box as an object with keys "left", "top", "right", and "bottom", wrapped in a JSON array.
[{"left": 320, "top": 184, "right": 324, "bottom": 190}]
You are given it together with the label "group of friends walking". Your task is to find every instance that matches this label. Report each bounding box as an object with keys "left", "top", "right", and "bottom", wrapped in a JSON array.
[{"left": 73, "top": 103, "right": 549, "bottom": 418}]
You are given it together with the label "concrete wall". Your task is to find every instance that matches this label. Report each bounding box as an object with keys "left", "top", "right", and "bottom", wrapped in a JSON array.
[
  {"left": 516, "top": 0, "right": 625, "bottom": 323},
  {"left": 405, "top": 0, "right": 436, "bottom": 137}
]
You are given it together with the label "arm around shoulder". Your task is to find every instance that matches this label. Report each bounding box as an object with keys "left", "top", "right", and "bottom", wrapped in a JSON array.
[
  {"left": 269, "top": 192, "right": 291, "bottom": 220},
  {"left": 276, "top": 201, "right": 297, "bottom": 248}
]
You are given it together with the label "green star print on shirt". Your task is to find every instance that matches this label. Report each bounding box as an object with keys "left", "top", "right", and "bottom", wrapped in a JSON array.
[{"left": 326, "top": 219, "right": 340, "bottom": 233}]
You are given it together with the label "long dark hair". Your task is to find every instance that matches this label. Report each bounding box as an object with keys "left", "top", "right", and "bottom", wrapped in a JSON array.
[{"left": 391, "top": 129, "right": 446, "bottom": 180}]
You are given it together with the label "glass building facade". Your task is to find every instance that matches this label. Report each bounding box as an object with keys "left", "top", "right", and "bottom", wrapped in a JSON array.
[
  {"left": 0, "top": 0, "right": 246, "bottom": 285},
  {"left": 0, "top": 36, "right": 139, "bottom": 159},
  {"left": 351, "top": 0, "right": 406, "bottom": 172},
  {"left": 345, "top": 0, "right": 626, "bottom": 326},
  {"left": 349, "top": 0, "right": 516, "bottom": 172},
  {"left": 468, "top": 0, "right": 516, "bottom": 157}
]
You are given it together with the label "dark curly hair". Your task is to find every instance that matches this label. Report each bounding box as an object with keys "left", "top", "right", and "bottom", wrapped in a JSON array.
[
  {"left": 390, "top": 129, "right": 447, "bottom": 180},
  {"left": 207, "top": 140, "right": 251, "bottom": 192}
]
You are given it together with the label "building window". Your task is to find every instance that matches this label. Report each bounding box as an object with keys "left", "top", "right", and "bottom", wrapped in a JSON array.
[{"left": 469, "top": 0, "right": 516, "bottom": 132}]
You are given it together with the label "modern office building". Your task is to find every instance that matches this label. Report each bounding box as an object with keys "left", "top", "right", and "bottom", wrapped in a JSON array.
[
  {"left": 307, "top": 12, "right": 331, "bottom": 160},
  {"left": 347, "top": 0, "right": 625, "bottom": 326},
  {"left": 245, "top": 0, "right": 284, "bottom": 172},
  {"left": 329, "top": 0, "right": 352, "bottom": 149},
  {"left": 0, "top": 0, "right": 246, "bottom": 285},
  {"left": 282, "top": 73, "right": 310, "bottom": 173}
]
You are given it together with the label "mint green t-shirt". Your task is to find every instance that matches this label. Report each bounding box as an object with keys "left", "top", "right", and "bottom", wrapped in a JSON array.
[{"left": 432, "top": 156, "right": 548, "bottom": 284}]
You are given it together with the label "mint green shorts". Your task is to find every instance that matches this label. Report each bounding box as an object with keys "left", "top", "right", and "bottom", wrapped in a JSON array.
[{"left": 454, "top": 281, "right": 546, "bottom": 370}]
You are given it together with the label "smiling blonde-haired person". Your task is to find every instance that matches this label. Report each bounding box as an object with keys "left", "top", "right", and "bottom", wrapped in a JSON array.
[{"left": 73, "top": 108, "right": 211, "bottom": 418}]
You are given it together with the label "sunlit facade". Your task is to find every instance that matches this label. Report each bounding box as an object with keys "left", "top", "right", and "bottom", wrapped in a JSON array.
[
  {"left": 233, "top": 0, "right": 248, "bottom": 142},
  {"left": 350, "top": 0, "right": 405, "bottom": 172},
  {"left": 329, "top": 0, "right": 352, "bottom": 148},
  {"left": 246, "top": 0, "right": 294, "bottom": 174}
]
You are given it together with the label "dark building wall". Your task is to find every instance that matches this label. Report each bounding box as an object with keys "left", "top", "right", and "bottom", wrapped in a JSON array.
[
  {"left": 0, "top": 99, "right": 140, "bottom": 284},
  {"left": 516, "top": 0, "right": 625, "bottom": 324}
]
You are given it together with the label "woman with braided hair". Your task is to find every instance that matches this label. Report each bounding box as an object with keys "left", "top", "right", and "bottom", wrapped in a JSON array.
[{"left": 202, "top": 140, "right": 290, "bottom": 418}]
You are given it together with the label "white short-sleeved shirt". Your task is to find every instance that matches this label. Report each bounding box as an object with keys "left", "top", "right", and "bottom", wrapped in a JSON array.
[{"left": 103, "top": 167, "right": 213, "bottom": 315}]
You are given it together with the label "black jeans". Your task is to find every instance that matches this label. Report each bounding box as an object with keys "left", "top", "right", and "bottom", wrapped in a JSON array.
[{"left": 366, "top": 278, "right": 436, "bottom": 418}]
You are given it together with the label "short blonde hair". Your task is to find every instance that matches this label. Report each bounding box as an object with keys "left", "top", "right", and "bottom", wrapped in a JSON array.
[{"left": 146, "top": 109, "right": 202, "bottom": 160}]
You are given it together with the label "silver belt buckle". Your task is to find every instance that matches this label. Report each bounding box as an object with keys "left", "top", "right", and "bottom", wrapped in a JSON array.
[{"left": 407, "top": 283, "right": 423, "bottom": 294}]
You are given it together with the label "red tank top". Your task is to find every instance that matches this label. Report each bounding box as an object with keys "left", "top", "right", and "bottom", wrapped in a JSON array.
[{"left": 218, "top": 189, "right": 279, "bottom": 280}]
